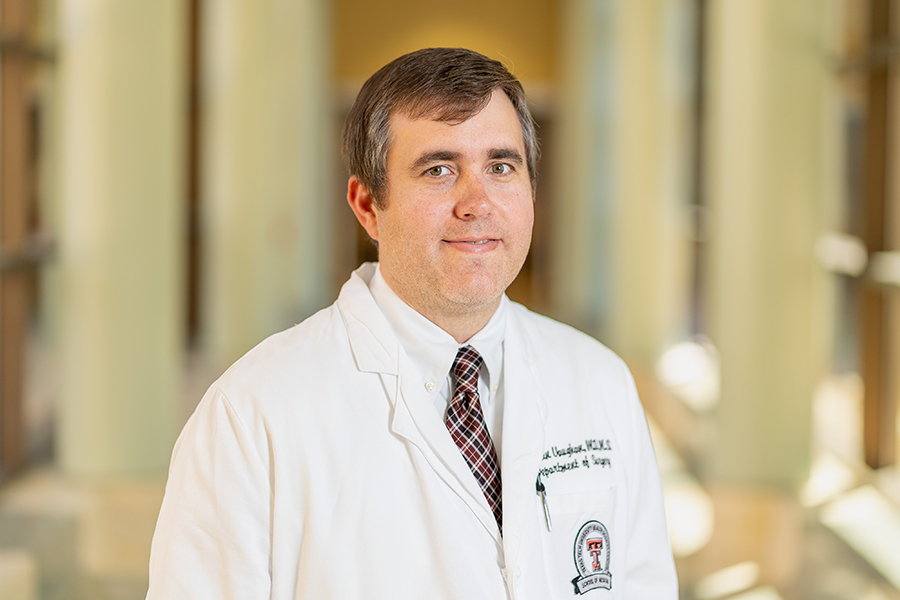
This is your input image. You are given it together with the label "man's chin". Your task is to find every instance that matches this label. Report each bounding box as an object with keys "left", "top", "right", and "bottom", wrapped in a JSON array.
[{"left": 438, "top": 281, "right": 509, "bottom": 314}]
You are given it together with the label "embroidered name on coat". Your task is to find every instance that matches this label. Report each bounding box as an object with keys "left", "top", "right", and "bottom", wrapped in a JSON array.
[{"left": 539, "top": 438, "right": 613, "bottom": 479}]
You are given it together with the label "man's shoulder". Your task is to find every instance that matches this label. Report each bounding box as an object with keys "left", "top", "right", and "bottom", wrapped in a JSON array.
[
  {"left": 209, "top": 265, "right": 393, "bottom": 405},
  {"left": 508, "top": 302, "right": 641, "bottom": 428},
  {"left": 214, "top": 302, "right": 348, "bottom": 392},
  {"left": 508, "top": 301, "right": 623, "bottom": 365}
]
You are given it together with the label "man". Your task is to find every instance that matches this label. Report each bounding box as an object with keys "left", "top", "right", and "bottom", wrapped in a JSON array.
[{"left": 147, "top": 47, "right": 677, "bottom": 599}]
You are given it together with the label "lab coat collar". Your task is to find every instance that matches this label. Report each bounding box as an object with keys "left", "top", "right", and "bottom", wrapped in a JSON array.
[
  {"left": 368, "top": 264, "right": 506, "bottom": 420},
  {"left": 337, "top": 263, "right": 400, "bottom": 376}
]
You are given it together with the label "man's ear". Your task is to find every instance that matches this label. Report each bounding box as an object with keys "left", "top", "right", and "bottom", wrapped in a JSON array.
[{"left": 347, "top": 176, "right": 380, "bottom": 241}]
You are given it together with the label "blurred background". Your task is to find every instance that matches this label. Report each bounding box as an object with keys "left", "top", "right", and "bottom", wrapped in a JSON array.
[{"left": 0, "top": 0, "right": 898, "bottom": 598}]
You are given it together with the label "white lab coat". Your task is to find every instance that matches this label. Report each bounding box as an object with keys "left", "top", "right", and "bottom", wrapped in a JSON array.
[{"left": 146, "top": 263, "right": 677, "bottom": 599}]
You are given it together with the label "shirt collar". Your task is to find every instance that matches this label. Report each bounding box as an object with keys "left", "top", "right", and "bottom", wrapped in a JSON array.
[{"left": 368, "top": 264, "right": 507, "bottom": 400}]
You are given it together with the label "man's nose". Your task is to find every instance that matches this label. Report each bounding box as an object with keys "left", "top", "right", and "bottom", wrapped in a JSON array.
[{"left": 453, "top": 173, "right": 493, "bottom": 219}]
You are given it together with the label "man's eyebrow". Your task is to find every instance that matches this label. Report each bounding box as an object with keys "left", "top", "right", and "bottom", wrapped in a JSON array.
[
  {"left": 488, "top": 148, "right": 524, "bottom": 164},
  {"left": 409, "top": 148, "right": 525, "bottom": 172},
  {"left": 410, "top": 151, "right": 461, "bottom": 172}
]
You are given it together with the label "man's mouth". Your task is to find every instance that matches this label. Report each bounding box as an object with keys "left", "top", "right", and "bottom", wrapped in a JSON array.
[{"left": 443, "top": 237, "right": 501, "bottom": 250}]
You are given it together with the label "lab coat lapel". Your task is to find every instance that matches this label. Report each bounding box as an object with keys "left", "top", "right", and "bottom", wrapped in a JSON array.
[
  {"left": 338, "top": 264, "right": 399, "bottom": 376},
  {"left": 392, "top": 359, "right": 502, "bottom": 541},
  {"left": 500, "top": 307, "right": 548, "bottom": 573},
  {"left": 338, "top": 265, "right": 501, "bottom": 542}
]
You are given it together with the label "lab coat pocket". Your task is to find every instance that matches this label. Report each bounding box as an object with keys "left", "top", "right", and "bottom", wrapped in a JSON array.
[{"left": 541, "top": 487, "right": 617, "bottom": 599}]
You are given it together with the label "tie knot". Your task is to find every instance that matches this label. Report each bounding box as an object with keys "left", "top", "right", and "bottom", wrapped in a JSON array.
[{"left": 453, "top": 345, "right": 483, "bottom": 396}]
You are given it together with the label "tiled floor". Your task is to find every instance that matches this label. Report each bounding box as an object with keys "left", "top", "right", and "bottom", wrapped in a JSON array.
[
  {"left": 641, "top": 364, "right": 900, "bottom": 600},
  {"left": 0, "top": 468, "right": 165, "bottom": 600},
  {"left": 669, "top": 481, "right": 900, "bottom": 600}
]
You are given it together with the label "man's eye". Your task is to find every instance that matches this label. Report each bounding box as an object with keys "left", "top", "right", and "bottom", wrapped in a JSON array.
[
  {"left": 490, "top": 163, "right": 511, "bottom": 175},
  {"left": 427, "top": 166, "right": 449, "bottom": 176}
]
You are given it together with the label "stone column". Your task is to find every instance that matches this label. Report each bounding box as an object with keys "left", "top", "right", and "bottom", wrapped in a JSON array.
[
  {"left": 554, "top": 0, "right": 693, "bottom": 361},
  {"left": 201, "top": 0, "right": 332, "bottom": 368},
  {"left": 553, "top": 0, "right": 619, "bottom": 337},
  {"left": 56, "top": 0, "right": 186, "bottom": 475},
  {"left": 610, "top": 0, "right": 694, "bottom": 363},
  {"left": 704, "top": 0, "right": 830, "bottom": 486}
]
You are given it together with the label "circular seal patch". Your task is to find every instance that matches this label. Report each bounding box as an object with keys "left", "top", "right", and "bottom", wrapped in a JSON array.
[{"left": 571, "top": 520, "right": 612, "bottom": 595}]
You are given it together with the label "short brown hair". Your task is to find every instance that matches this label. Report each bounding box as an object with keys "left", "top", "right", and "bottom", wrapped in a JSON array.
[{"left": 342, "top": 47, "right": 539, "bottom": 206}]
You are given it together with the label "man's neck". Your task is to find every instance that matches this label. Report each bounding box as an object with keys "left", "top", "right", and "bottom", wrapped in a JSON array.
[{"left": 379, "top": 274, "right": 501, "bottom": 343}]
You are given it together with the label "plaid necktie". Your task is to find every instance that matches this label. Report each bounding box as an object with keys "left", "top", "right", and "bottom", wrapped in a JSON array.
[{"left": 446, "top": 345, "right": 502, "bottom": 533}]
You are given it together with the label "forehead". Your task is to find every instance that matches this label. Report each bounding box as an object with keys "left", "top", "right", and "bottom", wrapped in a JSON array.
[{"left": 386, "top": 91, "right": 526, "bottom": 163}]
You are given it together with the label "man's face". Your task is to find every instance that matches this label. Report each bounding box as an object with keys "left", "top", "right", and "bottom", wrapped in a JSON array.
[{"left": 356, "top": 90, "right": 534, "bottom": 332}]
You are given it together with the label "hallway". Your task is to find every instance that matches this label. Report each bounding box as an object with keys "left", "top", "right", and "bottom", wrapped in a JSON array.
[{"left": 0, "top": 0, "right": 898, "bottom": 598}]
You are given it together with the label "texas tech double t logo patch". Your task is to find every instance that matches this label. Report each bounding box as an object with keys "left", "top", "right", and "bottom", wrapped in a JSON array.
[{"left": 571, "top": 520, "right": 612, "bottom": 594}]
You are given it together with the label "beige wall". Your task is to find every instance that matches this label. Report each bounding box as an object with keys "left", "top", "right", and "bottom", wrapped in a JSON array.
[{"left": 333, "top": 0, "right": 559, "bottom": 85}]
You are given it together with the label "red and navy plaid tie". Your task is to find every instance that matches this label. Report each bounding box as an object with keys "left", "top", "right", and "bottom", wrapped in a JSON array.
[{"left": 446, "top": 345, "right": 502, "bottom": 533}]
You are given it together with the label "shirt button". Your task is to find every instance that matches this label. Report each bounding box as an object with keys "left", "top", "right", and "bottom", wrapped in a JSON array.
[
  {"left": 425, "top": 381, "right": 435, "bottom": 391},
  {"left": 515, "top": 567, "right": 522, "bottom": 578},
  {"left": 492, "top": 383, "right": 499, "bottom": 393}
]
